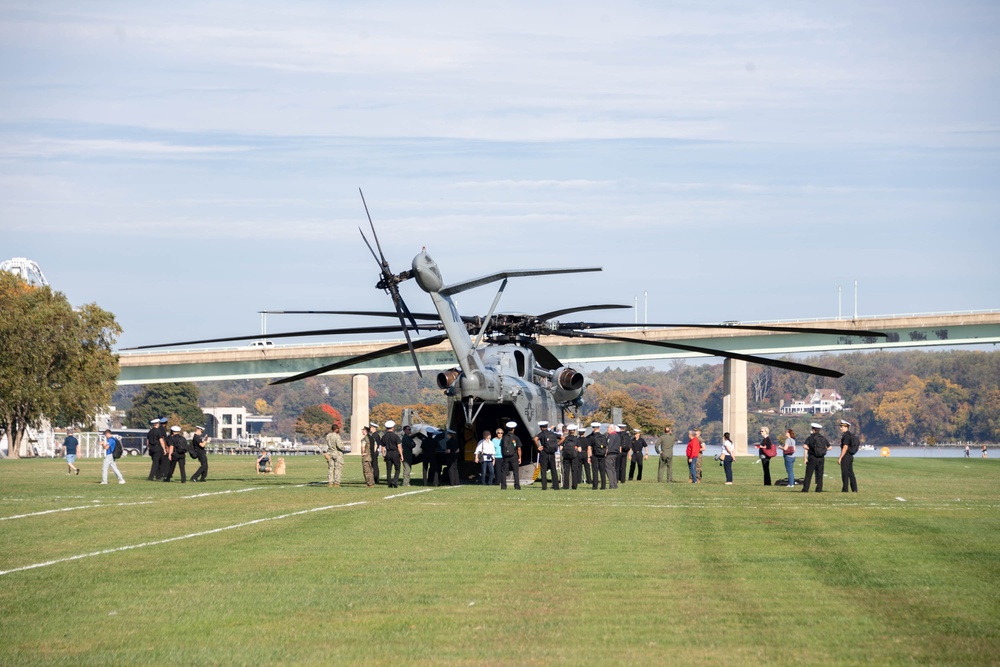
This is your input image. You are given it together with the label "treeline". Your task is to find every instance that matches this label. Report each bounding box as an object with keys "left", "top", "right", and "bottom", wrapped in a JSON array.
[{"left": 113, "top": 350, "right": 1000, "bottom": 446}]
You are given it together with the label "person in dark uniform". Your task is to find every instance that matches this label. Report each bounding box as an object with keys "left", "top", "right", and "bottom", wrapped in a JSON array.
[
  {"left": 616, "top": 424, "right": 629, "bottom": 484},
  {"left": 655, "top": 426, "right": 674, "bottom": 483},
  {"left": 534, "top": 421, "right": 560, "bottom": 490},
  {"left": 428, "top": 431, "right": 447, "bottom": 486},
  {"left": 368, "top": 422, "right": 382, "bottom": 485},
  {"left": 189, "top": 425, "right": 209, "bottom": 482},
  {"left": 157, "top": 417, "right": 173, "bottom": 480},
  {"left": 560, "top": 424, "right": 580, "bottom": 489},
  {"left": 498, "top": 421, "right": 522, "bottom": 490},
  {"left": 605, "top": 425, "right": 621, "bottom": 489},
  {"left": 588, "top": 422, "right": 608, "bottom": 490},
  {"left": 802, "top": 423, "right": 830, "bottom": 492},
  {"left": 401, "top": 425, "right": 416, "bottom": 487},
  {"left": 164, "top": 425, "right": 188, "bottom": 483},
  {"left": 628, "top": 428, "right": 648, "bottom": 481},
  {"left": 444, "top": 429, "right": 461, "bottom": 486},
  {"left": 838, "top": 419, "right": 859, "bottom": 492},
  {"left": 381, "top": 420, "right": 402, "bottom": 488},
  {"left": 146, "top": 418, "right": 164, "bottom": 480}
]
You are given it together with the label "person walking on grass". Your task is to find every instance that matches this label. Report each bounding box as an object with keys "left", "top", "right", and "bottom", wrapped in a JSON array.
[
  {"left": 100, "top": 429, "right": 125, "bottom": 485},
  {"left": 61, "top": 427, "right": 80, "bottom": 476},
  {"left": 721, "top": 432, "right": 735, "bottom": 484}
]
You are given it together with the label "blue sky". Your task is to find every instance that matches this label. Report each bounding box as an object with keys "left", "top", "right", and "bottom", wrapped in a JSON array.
[{"left": 2, "top": 1, "right": 998, "bottom": 350}]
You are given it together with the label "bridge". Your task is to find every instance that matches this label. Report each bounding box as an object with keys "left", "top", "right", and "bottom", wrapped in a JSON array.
[{"left": 118, "top": 310, "right": 1000, "bottom": 455}]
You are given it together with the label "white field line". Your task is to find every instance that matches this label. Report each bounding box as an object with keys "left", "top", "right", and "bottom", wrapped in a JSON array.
[
  {"left": 0, "top": 501, "right": 156, "bottom": 521},
  {"left": 0, "top": 501, "right": 368, "bottom": 577}
]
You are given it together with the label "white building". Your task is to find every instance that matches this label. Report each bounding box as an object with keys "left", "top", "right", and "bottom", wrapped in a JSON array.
[{"left": 780, "top": 389, "right": 846, "bottom": 415}]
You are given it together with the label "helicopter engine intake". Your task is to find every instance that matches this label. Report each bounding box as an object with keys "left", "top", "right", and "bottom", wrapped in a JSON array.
[{"left": 535, "top": 366, "right": 586, "bottom": 404}]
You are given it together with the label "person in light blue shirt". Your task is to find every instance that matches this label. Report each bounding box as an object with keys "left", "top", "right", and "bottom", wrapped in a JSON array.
[
  {"left": 492, "top": 428, "right": 504, "bottom": 485},
  {"left": 101, "top": 429, "right": 125, "bottom": 485}
]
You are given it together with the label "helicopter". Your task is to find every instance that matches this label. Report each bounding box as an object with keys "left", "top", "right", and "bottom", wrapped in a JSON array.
[{"left": 129, "top": 191, "right": 887, "bottom": 476}]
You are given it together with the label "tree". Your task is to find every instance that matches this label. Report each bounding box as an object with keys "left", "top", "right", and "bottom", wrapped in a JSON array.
[
  {"left": 0, "top": 274, "right": 120, "bottom": 458},
  {"left": 294, "top": 403, "right": 344, "bottom": 441},
  {"left": 582, "top": 385, "right": 671, "bottom": 434},
  {"left": 254, "top": 398, "right": 271, "bottom": 415},
  {"left": 125, "top": 383, "right": 205, "bottom": 430},
  {"left": 369, "top": 402, "right": 448, "bottom": 429}
]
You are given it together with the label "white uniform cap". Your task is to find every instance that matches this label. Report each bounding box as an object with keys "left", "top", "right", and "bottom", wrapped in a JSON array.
[
  {"left": 385, "top": 420, "right": 395, "bottom": 428},
  {"left": 505, "top": 421, "right": 517, "bottom": 428},
  {"left": 170, "top": 425, "right": 181, "bottom": 432},
  {"left": 538, "top": 420, "right": 549, "bottom": 427},
  {"left": 810, "top": 422, "right": 823, "bottom": 429},
  {"left": 567, "top": 424, "right": 578, "bottom": 431},
  {"left": 370, "top": 422, "right": 378, "bottom": 427},
  {"left": 840, "top": 420, "right": 851, "bottom": 426},
  {"left": 590, "top": 422, "right": 601, "bottom": 428},
  {"left": 150, "top": 418, "right": 160, "bottom": 425},
  {"left": 634, "top": 428, "right": 642, "bottom": 433},
  {"left": 617, "top": 424, "right": 626, "bottom": 429}
]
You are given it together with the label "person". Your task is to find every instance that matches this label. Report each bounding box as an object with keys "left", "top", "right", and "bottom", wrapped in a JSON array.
[
  {"left": 801, "top": 423, "right": 830, "bottom": 492},
  {"left": 560, "top": 424, "right": 580, "bottom": 490},
  {"left": 164, "top": 425, "right": 188, "bottom": 483},
  {"left": 487, "top": 428, "right": 502, "bottom": 485},
  {"left": 605, "top": 425, "right": 620, "bottom": 489},
  {"left": 61, "top": 428, "right": 80, "bottom": 476},
  {"left": 100, "top": 429, "right": 125, "bottom": 485},
  {"left": 324, "top": 423, "right": 346, "bottom": 487},
  {"left": 257, "top": 447, "right": 272, "bottom": 474},
  {"left": 628, "top": 428, "right": 647, "bottom": 481},
  {"left": 655, "top": 426, "right": 674, "bottom": 483},
  {"left": 428, "top": 431, "right": 447, "bottom": 486},
  {"left": 686, "top": 430, "right": 701, "bottom": 484},
  {"left": 146, "top": 418, "right": 164, "bottom": 481},
  {"left": 189, "top": 425, "right": 210, "bottom": 482},
  {"left": 588, "top": 423, "right": 608, "bottom": 490},
  {"left": 756, "top": 427, "right": 776, "bottom": 486},
  {"left": 534, "top": 421, "right": 560, "bottom": 490},
  {"left": 838, "top": 420, "right": 859, "bottom": 493},
  {"left": 721, "top": 432, "right": 735, "bottom": 484},
  {"left": 498, "top": 421, "right": 522, "bottom": 490},
  {"left": 616, "top": 424, "right": 630, "bottom": 484},
  {"left": 368, "top": 422, "right": 382, "bottom": 485},
  {"left": 381, "top": 420, "right": 402, "bottom": 488},
  {"left": 444, "top": 429, "right": 461, "bottom": 486},
  {"left": 782, "top": 428, "right": 797, "bottom": 487},
  {"left": 474, "top": 430, "right": 495, "bottom": 485},
  {"left": 982, "top": 444, "right": 988, "bottom": 459},
  {"left": 401, "top": 425, "right": 416, "bottom": 487},
  {"left": 964, "top": 444, "right": 970, "bottom": 458},
  {"left": 695, "top": 429, "right": 705, "bottom": 482},
  {"left": 360, "top": 426, "right": 375, "bottom": 487}
]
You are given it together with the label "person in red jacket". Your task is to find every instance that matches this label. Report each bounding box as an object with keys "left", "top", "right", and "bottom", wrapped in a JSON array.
[{"left": 686, "top": 430, "right": 701, "bottom": 484}]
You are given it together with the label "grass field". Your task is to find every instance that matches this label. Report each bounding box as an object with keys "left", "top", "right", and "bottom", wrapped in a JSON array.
[{"left": 1, "top": 454, "right": 998, "bottom": 666}]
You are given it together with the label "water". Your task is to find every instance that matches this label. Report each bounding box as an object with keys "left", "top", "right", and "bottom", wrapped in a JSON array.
[{"left": 664, "top": 444, "right": 988, "bottom": 459}]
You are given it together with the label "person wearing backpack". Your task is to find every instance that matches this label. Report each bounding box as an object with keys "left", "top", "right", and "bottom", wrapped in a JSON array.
[
  {"left": 189, "top": 425, "right": 210, "bottom": 483},
  {"left": 755, "top": 427, "right": 777, "bottom": 486},
  {"left": 838, "top": 420, "right": 859, "bottom": 493},
  {"left": 164, "top": 425, "right": 188, "bottom": 483},
  {"left": 801, "top": 423, "right": 830, "bottom": 492},
  {"left": 100, "top": 429, "right": 125, "bottom": 485},
  {"left": 587, "top": 422, "right": 608, "bottom": 490}
]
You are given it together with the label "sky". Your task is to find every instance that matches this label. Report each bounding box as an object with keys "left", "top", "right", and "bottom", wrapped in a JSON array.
[{"left": 2, "top": 1, "right": 998, "bottom": 353}]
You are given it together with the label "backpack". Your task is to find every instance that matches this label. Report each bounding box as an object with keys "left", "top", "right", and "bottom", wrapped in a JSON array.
[
  {"left": 810, "top": 435, "right": 829, "bottom": 457},
  {"left": 848, "top": 433, "right": 860, "bottom": 455},
  {"left": 590, "top": 432, "right": 608, "bottom": 456},
  {"left": 111, "top": 437, "right": 123, "bottom": 460}
]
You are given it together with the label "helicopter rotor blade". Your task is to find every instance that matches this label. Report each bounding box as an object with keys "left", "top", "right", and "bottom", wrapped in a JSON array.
[
  {"left": 535, "top": 304, "right": 632, "bottom": 321},
  {"left": 553, "top": 329, "right": 844, "bottom": 378},
  {"left": 261, "top": 309, "right": 446, "bottom": 321},
  {"left": 559, "top": 321, "right": 888, "bottom": 338},
  {"left": 270, "top": 334, "right": 449, "bottom": 385},
  {"left": 121, "top": 324, "right": 445, "bottom": 351}
]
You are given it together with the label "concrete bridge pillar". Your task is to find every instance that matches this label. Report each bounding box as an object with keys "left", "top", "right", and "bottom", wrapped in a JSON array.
[
  {"left": 350, "top": 375, "right": 369, "bottom": 456},
  {"left": 723, "top": 359, "right": 749, "bottom": 456}
]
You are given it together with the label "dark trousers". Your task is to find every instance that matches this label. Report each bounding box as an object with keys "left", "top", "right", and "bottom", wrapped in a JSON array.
[
  {"left": 617, "top": 453, "right": 628, "bottom": 483},
  {"left": 539, "top": 452, "right": 559, "bottom": 490},
  {"left": 605, "top": 453, "right": 619, "bottom": 489},
  {"left": 723, "top": 457, "right": 733, "bottom": 482},
  {"left": 629, "top": 457, "right": 644, "bottom": 481},
  {"left": 190, "top": 451, "right": 208, "bottom": 482},
  {"left": 422, "top": 459, "right": 431, "bottom": 485},
  {"left": 561, "top": 457, "right": 575, "bottom": 489},
  {"left": 148, "top": 447, "right": 162, "bottom": 480},
  {"left": 761, "top": 457, "right": 772, "bottom": 486},
  {"left": 372, "top": 451, "right": 381, "bottom": 484},
  {"left": 499, "top": 455, "right": 521, "bottom": 490},
  {"left": 582, "top": 455, "right": 592, "bottom": 484},
  {"left": 802, "top": 456, "right": 825, "bottom": 492},
  {"left": 165, "top": 454, "right": 186, "bottom": 483},
  {"left": 384, "top": 456, "right": 400, "bottom": 487},
  {"left": 841, "top": 453, "right": 857, "bottom": 492},
  {"left": 429, "top": 453, "right": 445, "bottom": 486},
  {"left": 591, "top": 455, "right": 607, "bottom": 489},
  {"left": 446, "top": 457, "right": 459, "bottom": 486}
]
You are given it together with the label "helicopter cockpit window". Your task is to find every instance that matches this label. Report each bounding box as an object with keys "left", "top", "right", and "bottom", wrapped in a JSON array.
[{"left": 514, "top": 350, "right": 525, "bottom": 377}]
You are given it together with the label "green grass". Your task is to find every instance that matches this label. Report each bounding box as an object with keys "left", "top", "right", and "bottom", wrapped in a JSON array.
[{"left": 1, "top": 455, "right": 998, "bottom": 666}]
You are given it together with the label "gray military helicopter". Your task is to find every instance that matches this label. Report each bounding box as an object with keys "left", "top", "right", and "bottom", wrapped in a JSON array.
[{"left": 130, "top": 191, "right": 886, "bottom": 472}]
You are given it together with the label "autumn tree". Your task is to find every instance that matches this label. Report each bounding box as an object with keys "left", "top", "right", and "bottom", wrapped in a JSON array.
[
  {"left": 370, "top": 402, "right": 448, "bottom": 429},
  {"left": 0, "top": 273, "right": 120, "bottom": 457},
  {"left": 125, "top": 383, "right": 205, "bottom": 430},
  {"left": 582, "top": 385, "right": 671, "bottom": 434},
  {"left": 294, "top": 404, "right": 344, "bottom": 441}
]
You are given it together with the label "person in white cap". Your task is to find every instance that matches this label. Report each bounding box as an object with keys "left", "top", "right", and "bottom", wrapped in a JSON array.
[
  {"left": 559, "top": 425, "right": 581, "bottom": 489},
  {"left": 587, "top": 422, "right": 608, "bottom": 490},
  {"left": 498, "top": 421, "right": 522, "bottom": 490},
  {"left": 615, "top": 424, "right": 630, "bottom": 484},
  {"left": 164, "top": 425, "right": 188, "bottom": 483},
  {"left": 628, "top": 428, "right": 648, "bottom": 481},
  {"left": 838, "top": 420, "right": 859, "bottom": 492},
  {"left": 381, "top": 421, "right": 402, "bottom": 488},
  {"left": 99, "top": 429, "right": 125, "bottom": 484},
  {"left": 801, "top": 423, "right": 831, "bottom": 492},
  {"left": 146, "top": 418, "right": 166, "bottom": 481},
  {"left": 534, "top": 421, "right": 560, "bottom": 491}
]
